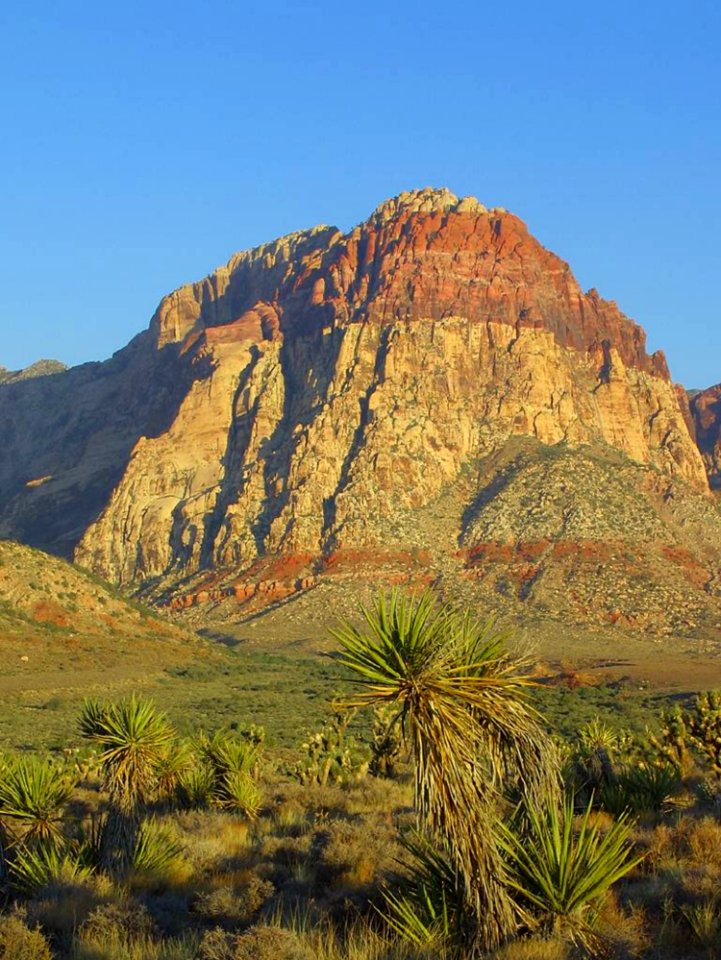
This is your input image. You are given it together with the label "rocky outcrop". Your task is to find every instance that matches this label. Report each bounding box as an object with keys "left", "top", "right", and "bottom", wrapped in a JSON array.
[{"left": 0, "top": 188, "right": 717, "bottom": 634}]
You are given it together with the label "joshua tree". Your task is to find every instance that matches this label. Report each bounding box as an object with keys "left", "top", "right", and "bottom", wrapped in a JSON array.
[
  {"left": 333, "top": 589, "right": 559, "bottom": 953},
  {"left": 79, "top": 695, "right": 173, "bottom": 875}
]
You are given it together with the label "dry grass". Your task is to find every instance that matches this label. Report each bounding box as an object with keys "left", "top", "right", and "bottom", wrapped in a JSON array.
[{"left": 0, "top": 909, "right": 54, "bottom": 960}]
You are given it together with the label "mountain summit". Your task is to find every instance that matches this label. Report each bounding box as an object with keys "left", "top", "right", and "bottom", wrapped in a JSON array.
[{"left": 1, "top": 189, "right": 720, "bottom": 636}]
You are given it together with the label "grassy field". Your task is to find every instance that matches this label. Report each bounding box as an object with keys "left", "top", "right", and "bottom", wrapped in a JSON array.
[{"left": 3, "top": 614, "right": 720, "bottom": 755}]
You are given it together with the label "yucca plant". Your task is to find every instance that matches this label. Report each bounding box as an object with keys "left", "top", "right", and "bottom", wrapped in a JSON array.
[
  {"left": 572, "top": 718, "right": 618, "bottom": 805},
  {"left": 196, "top": 729, "right": 262, "bottom": 780},
  {"left": 9, "top": 841, "right": 92, "bottom": 894},
  {"left": 333, "top": 589, "right": 560, "bottom": 952},
  {"left": 216, "top": 770, "right": 262, "bottom": 818},
  {"left": 0, "top": 755, "right": 75, "bottom": 849},
  {"left": 177, "top": 764, "right": 216, "bottom": 809},
  {"left": 497, "top": 795, "right": 644, "bottom": 949},
  {"left": 601, "top": 763, "right": 681, "bottom": 816},
  {"left": 79, "top": 695, "right": 174, "bottom": 875},
  {"left": 195, "top": 728, "right": 264, "bottom": 815},
  {"left": 383, "top": 832, "right": 471, "bottom": 953},
  {"left": 154, "top": 739, "right": 195, "bottom": 803},
  {"left": 130, "top": 819, "right": 184, "bottom": 878}
]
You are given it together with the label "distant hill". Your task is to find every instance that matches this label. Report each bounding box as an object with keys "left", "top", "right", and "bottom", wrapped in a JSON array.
[
  {"left": 0, "top": 359, "right": 68, "bottom": 384},
  {"left": 0, "top": 539, "right": 198, "bottom": 679}
]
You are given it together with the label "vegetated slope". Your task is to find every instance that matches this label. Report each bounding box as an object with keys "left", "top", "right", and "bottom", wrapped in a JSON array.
[
  {"left": 0, "top": 539, "right": 198, "bottom": 684},
  {"left": 0, "top": 188, "right": 719, "bottom": 638}
]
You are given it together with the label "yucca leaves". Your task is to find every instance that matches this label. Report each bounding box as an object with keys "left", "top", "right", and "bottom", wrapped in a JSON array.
[
  {"left": 497, "top": 795, "right": 644, "bottom": 946},
  {"left": 196, "top": 729, "right": 261, "bottom": 780},
  {"left": 0, "top": 755, "right": 75, "bottom": 848},
  {"left": 9, "top": 841, "right": 92, "bottom": 894},
  {"left": 79, "top": 695, "right": 175, "bottom": 875},
  {"left": 333, "top": 589, "right": 560, "bottom": 951},
  {"left": 79, "top": 694, "right": 174, "bottom": 812},
  {"left": 131, "top": 820, "right": 184, "bottom": 876},
  {"left": 382, "top": 832, "right": 470, "bottom": 953},
  {"left": 154, "top": 740, "right": 195, "bottom": 802}
]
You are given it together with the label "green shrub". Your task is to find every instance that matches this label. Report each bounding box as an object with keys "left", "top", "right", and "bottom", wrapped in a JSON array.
[
  {"left": 178, "top": 764, "right": 216, "bottom": 809},
  {"left": 194, "top": 875, "right": 274, "bottom": 927},
  {"left": 600, "top": 763, "right": 681, "bottom": 815}
]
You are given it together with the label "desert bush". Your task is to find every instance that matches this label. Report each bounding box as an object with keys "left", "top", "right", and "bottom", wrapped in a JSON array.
[
  {"left": 194, "top": 874, "right": 275, "bottom": 927},
  {"left": 25, "top": 872, "right": 115, "bottom": 947},
  {"left": 197, "top": 924, "right": 316, "bottom": 960},
  {"left": 322, "top": 816, "right": 399, "bottom": 889},
  {"left": 681, "top": 898, "right": 721, "bottom": 955},
  {"left": 492, "top": 937, "right": 570, "bottom": 960},
  {"left": 0, "top": 909, "right": 53, "bottom": 960}
]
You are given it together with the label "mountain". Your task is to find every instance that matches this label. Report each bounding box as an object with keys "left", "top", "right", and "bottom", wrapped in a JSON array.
[
  {"left": 0, "top": 359, "right": 67, "bottom": 384},
  {"left": 1, "top": 188, "right": 720, "bottom": 637}
]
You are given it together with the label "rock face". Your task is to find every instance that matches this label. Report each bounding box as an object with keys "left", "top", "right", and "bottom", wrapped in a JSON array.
[
  {"left": 690, "top": 384, "right": 721, "bottom": 489},
  {"left": 0, "top": 188, "right": 719, "bottom": 634}
]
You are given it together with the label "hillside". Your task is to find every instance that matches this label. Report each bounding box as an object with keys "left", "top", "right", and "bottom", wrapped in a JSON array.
[{"left": 0, "top": 540, "right": 212, "bottom": 744}]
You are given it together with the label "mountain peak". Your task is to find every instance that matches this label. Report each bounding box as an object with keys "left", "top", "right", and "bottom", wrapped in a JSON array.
[
  {"left": 0, "top": 190, "right": 717, "bottom": 643},
  {"left": 368, "top": 187, "right": 494, "bottom": 225}
]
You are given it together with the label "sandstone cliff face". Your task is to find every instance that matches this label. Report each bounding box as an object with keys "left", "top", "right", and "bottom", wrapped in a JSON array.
[
  {"left": 0, "top": 188, "right": 717, "bottom": 634},
  {"left": 73, "top": 188, "right": 707, "bottom": 585}
]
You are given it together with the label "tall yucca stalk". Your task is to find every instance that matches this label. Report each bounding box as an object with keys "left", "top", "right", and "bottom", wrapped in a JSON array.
[
  {"left": 333, "top": 589, "right": 559, "bottom": 953},
  {"left": 79, "top": 694, "right": 174, "bottom": 875},
  {"left": 0, "top": 755, "right": 75, "bottom": 849}
]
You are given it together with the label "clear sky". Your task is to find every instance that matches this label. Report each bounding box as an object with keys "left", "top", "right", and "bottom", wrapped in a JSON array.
[{"left": 1, "top": 0, "right": 719, "bottom": 387}]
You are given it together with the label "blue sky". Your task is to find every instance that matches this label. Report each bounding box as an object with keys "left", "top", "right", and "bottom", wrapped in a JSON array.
[{"left": 1, "top": 1, "right": 719, "bottom": 387}]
